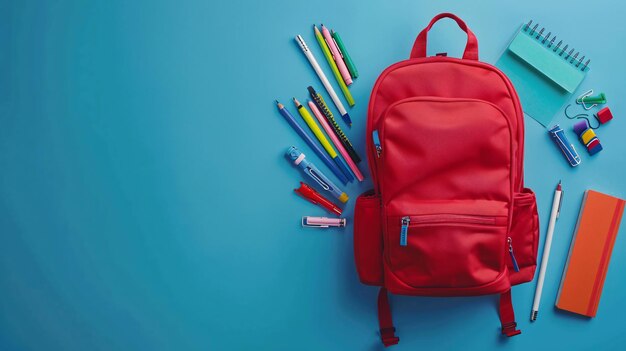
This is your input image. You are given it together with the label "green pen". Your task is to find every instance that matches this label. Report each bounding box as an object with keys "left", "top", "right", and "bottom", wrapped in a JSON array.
[{"left": 331, "top": 30, "right": 358, "bottom": 79}]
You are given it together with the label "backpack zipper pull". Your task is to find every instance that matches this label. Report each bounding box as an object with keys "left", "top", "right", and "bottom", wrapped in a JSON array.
[
  {"left": 400, "top": 216, "right": 410, "bottom": 246},
  {"left": 508, "top": 237, "right": 520, "bottom": 272},
  {"left": 372, "top": 130, "right": 382, "bottom": 158}
]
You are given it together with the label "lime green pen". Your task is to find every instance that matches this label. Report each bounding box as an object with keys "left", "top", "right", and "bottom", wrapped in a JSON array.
[
  {"left": 331, "top": 29, "right": 358, "bottom": 79},
  {"left": 313, "top": 25, "right": 355, "bottom": 107}
]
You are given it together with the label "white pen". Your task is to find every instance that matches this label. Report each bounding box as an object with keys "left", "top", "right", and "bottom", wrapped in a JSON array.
[
  {"left": 295, "top": 35, "right": 350, "bottom": 124},
  {"left": 531, "top": 180, "right": 563, "bottom": 321}
]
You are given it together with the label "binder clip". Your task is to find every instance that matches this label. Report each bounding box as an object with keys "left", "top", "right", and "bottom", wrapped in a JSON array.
[
  {"left": 549, "top": 124, "right": 581, "bottom": 166},
  {"left": 573, "top": 119, "right": 603, "bottom": 155},
  {"left": 576, "top": 89, "right": 606, "bottom": 110}
]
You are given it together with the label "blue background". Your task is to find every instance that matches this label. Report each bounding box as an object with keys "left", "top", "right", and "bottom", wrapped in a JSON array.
[{"left": 1, "top": 0, "right": 625, "bottom": 350}]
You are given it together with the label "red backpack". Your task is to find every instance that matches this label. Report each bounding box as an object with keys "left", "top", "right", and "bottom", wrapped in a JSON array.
[{"left": 354, "top": 13, "right": 540, "bottom": 347}]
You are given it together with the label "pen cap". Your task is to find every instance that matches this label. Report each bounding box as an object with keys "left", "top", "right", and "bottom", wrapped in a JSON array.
[
  {"left": 286, "top": 146, "right": 305, "bottom": 164},
  {"left": 295, "top": 35, "right": 309, "bottom": 52},
  {"left": 294, "top": 182, "right": 343, "bottom": 216}
]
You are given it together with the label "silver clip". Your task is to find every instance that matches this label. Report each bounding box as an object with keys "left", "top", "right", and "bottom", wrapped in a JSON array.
[
  {"left": 576, "top": 89, "right": 597, "bottom": 110},
  {"left": 332, "top": 36, "right": 344, "bottom": 59},
  {"left": 307, "top": 168, "right": 330, "bottom": 190}
]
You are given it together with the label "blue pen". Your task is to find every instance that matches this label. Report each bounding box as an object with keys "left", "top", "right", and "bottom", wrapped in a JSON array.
[
  {"left": 276, "top": 101, "right": 350, "bottom": 185},
  {"left": 548, "top": 124, "right": 581, "bottom": 167},
  {"left": 286, "top": 146, "right": 349, "bottom": 203}
]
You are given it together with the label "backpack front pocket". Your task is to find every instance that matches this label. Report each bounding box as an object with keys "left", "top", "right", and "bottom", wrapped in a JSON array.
[
  {"left": 385, "top": 204, "right": 508, "bottom": 289},
  {"left": 376, "top": 97, "right": 513, "bottom": 204}
]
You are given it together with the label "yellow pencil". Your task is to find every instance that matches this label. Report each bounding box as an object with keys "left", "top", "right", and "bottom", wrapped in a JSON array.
[
  {"left": 293, "top": 98, "right": 338, "bottom": 158},
  {"left": 313, "top": 25, "right": 355, "bottom": 107}
]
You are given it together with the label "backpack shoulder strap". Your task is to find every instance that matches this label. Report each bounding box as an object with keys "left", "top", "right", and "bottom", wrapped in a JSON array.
[
  {"left": 378, "top": 288, "right": 400, "bottom": 347},
  {"left": 499, "top": 289, "right": 522, "bottom": 337}
]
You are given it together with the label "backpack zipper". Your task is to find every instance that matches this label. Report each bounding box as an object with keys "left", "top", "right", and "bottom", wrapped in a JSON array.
[
  {"left": 399, "top": 214, "right": 498, "bottom": 247},
  {"left": 400, "top": 216, "right": 410, "bottom": 246},
  {"left": 507, "top": 237, "right": 520, "bottom": 272},
  {"left": 372, "top": 130, "right": 382, "bottom": 158},
  {"left": 408, "top": 214, "right": 496, "bottom": 225}
]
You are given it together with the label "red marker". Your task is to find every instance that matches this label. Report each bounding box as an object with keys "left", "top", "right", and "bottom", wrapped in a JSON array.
[{"left": 294, "top": 182, "right": 342, "bottom": 216}]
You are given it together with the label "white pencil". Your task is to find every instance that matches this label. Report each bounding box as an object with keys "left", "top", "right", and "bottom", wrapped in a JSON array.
[
  {"left": 531, "top": 180, "right": 563, "bottom": 321},
  {"left": 295, "top": 35, "right": 350, "bottom": 124}
]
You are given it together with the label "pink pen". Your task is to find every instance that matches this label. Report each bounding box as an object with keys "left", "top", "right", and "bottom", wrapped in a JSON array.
[
  {"left": 302, "top": 216, "right": 347, "bottom": 228},
  {"left": 321, "top": 25, "right": 352, "bottom": 86},
  {"left": 308, "top": 101, "right": 364, "bottom": 181}
]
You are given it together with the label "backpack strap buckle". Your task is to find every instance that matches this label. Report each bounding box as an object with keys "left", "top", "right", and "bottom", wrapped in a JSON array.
[
  {"left": 499, "top": 290, "right": 522, "bottom": 337},
  {"left": 379, "top": 327, "right": 399, "bottom": 347},
  {"left": 378, "top": 288, "right": 400, "bottom": 347},
  {"left": 501, "top": 322, "right": 522, "bottom": 337}
]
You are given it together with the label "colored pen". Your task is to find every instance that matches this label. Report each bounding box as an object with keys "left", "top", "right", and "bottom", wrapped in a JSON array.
[
  {"left": 286, "top": 146, "right": 349, "bottom": 203},
  {"left": 276, "top": 100, "right": 350, "bottom": 185},
  {"left": 331, "top": 29, "right": 358, "bottom": 78},
  {"left": 302, "top": 216, "right": 346, "bottom": 228},
  {"left": 308, "top": 100, "right": 364, "bottom": 182},
  {"left": 321, "top": 24, "right": 352, "bottom": 86},
  {"left": 293, "top": 98, "right": 354, "bottom": 182},
  {"left": 295, "top": 35, "right": 352, "bottom": 127},
  {"left": 313, "top": 26, "right": 355, "bottom": 125},
  {"left": 531, "top": 181, "right": 563, "bottom": 321},
  {"left": 295, "top": 182, "right": 342, "bottom": 216},
  {"left": 308, "top": 86, "right": 361, "bottom": 164}
]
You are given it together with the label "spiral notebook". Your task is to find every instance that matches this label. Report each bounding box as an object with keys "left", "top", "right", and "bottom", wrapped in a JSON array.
[{"left": 496, "top": 21, "right": 590, "bottom": 127}]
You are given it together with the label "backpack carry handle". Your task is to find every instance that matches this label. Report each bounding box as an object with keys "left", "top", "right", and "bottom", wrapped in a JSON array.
[{"left": 410, "top": 13, "right": 479, "bottom": 60}]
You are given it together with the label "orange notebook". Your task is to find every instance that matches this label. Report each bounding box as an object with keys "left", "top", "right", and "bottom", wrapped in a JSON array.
[{"left": 556, "top": 190, "right": 625, "bottom": 317}]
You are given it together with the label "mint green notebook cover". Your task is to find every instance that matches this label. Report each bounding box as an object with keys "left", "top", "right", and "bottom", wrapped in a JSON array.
[{"left": 496, "top": 25, "right": 589, "bottom": 127}]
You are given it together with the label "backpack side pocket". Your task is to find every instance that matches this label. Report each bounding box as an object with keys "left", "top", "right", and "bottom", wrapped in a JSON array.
[
  {"left": 508, "top": 188, "right": 539, "bottom": 285},
  {"left": 354, "top": 190, "right": 384, "bottom": 286}
]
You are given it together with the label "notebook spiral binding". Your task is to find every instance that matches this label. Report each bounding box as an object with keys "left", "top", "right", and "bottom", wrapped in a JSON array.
[{"left": 524, "top": 20, "right": 590, "bottom": 72}]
